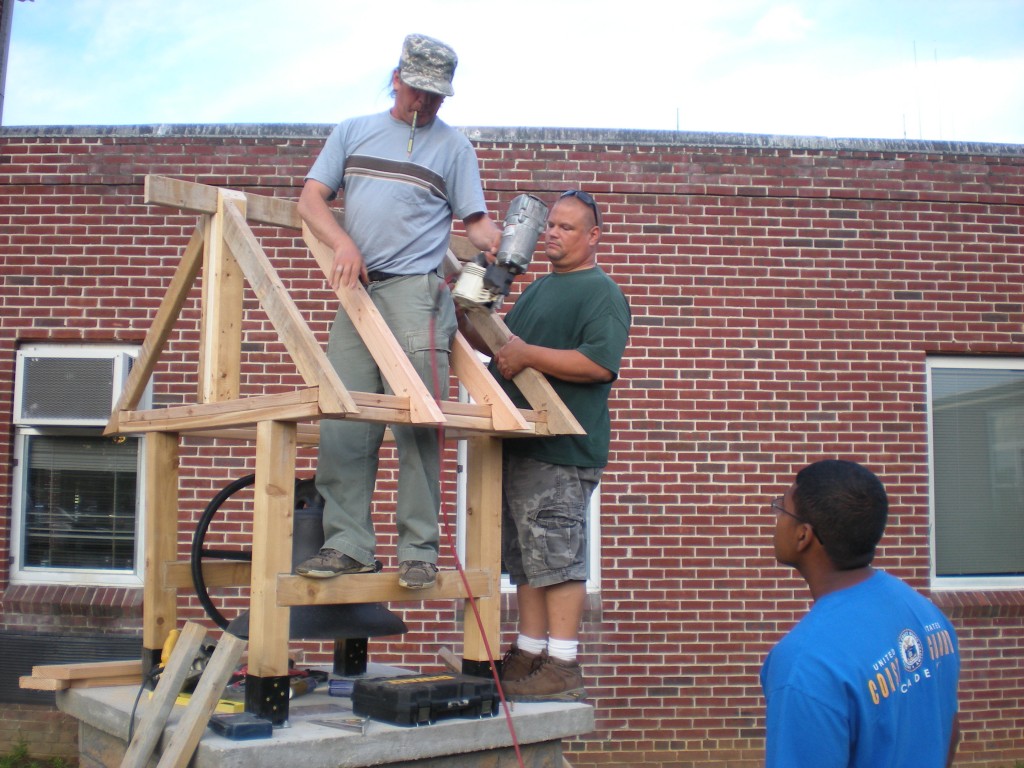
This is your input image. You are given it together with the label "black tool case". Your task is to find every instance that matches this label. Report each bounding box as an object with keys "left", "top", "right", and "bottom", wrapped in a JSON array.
[{"left": 352, "top": 672, "right": 499, "bottom": 726}]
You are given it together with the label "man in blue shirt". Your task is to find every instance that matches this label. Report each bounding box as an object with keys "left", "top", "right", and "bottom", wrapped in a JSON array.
[{"left": 761, "top": 459, "right": 960, "bottom": 767}]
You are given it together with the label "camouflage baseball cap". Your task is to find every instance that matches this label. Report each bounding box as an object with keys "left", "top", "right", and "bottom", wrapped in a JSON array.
[{"left": 398, "top": 33, "right": 458, "bottom": 97}]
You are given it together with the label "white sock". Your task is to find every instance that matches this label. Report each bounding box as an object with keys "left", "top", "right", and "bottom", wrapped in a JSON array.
[
  {"left": 516, "top": 634, "right": 547, "bottom": 656},
  {"left": 547, "top": 637, "right": 578, "bottom": 663}
]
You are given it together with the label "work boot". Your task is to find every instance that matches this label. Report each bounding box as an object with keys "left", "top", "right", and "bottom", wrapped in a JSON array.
[
  {"left": 295, "top": 548, "right": 374, "bottom": 579},
  {"left": 501, "top": 655, "right": 586, "bottom": 702},
  {"left": 500, "top": 645, "right": 546, "bottom": 683}
]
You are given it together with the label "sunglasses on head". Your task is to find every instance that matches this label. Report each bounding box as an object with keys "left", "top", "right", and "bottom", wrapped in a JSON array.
[{"left": 559, "top": 189, "right": 601, "bottom": 227}]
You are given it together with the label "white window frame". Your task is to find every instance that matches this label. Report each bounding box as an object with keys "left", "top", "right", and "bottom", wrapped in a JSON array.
[
  {"left": 10, "top": 343, "right": 148, "bottom": 586},
  {"left": 927, "top": 355, "right": 1024, "bottom": 591}
]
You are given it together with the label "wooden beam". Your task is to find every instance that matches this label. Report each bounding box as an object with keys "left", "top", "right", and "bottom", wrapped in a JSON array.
[
  {"left": 302, "top": 223, "right": 446, "bottom": 426},
  {"left": 105, "top": 222, "right": 205, "bottom": 435},
  {"left": 21, "top": 673, "right": 141, "bottom": 691},
  {"left": 118, "top": 389, "right": 320, "bottom": 435},
  {"left": 447, "top": 237, "right": 478, "bottom": 263},
  {"left": 116, "top": 388, "right": 550, "bottom": 438},
  {"left": 451, "top": 332, "right": 531, "bottom": 432},
  {"left": 144, "top": 175, "right": 300, "bottom": 230},
  {"left": 162, "top": 562, "right": 494, "bottom": 600},
  {"left": 144, "top": 175, "right": 471, "bottom": 261},
  {"left": 199, "top": 190, "right": 246, "bottom": 403},
  {"left": 276, "top": 569, "right": 491, "bottom": 605},
  {"left": 247, "top": 420, "right": 296, "bottom": 679},
  {"left": 462, "top": 304, "right": 585, "bottom": 436},
  {"left": 442, "top": 250, "right": 583, "bottom": 435},
  {"left": 221, "top": 203, "right": 358, "bottom": 416},
  {"left": 184, "top": 423, "right": 322, "bottom": 445},
  {"left": 143, "top": 432, "right": 181, "bottom": 655},
  {"left": 31, "top": 659, "right": 141, "bottom": 680},
  {"left": 164, "top": 560, "right": 251, "bottom": 590},
  {"left": 461, "top": 436, "right": 504, "bottom": 664}
]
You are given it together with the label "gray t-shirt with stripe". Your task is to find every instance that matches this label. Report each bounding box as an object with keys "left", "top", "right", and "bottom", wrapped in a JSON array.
[{"left": 306, "top": 110, "right": 488, "bottom": 275}]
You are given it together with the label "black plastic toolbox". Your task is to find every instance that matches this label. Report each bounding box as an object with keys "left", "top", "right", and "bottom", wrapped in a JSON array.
[{"left": 351, "top": 672, "right": 499, "bottom": 726}]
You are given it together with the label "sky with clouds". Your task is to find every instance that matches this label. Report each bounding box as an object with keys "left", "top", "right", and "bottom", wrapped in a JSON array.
[{"left": 4, "top": 0, "right": 1023, "bottom": 144}]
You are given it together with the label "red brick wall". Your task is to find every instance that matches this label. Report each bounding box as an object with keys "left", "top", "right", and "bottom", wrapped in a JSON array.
[{"left": 1, "top": 125, "right": 1023, "bottom": 767}]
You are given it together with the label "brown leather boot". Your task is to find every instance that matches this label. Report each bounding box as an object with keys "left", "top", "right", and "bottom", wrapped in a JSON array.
[
  {"left": 501, "top": 655, "right": 586, "bottom": 702},
  {"left": 500, "top": 645, "right": 545, "bottom": 682}
]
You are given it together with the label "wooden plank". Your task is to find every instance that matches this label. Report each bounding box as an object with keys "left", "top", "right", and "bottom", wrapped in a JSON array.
[
  {"left": 451, "top": 332, "right": 531, "bottom": 432},
  {"left": 119, "top": 388, "right": 321, "bottom": 433},
  {"left": 221, "top": 203, "right": 358, "bottom": 416},
  {"left": 105, "top": 222, "right": 205, "bottom": 435},
  {"left": 143, "top": 432, "right": 181, "bottom": 655},
  {"left": 185, "top": 423, "right": 321, "bottom": 445},
  {"left": 119, "top": 621, "right": 207, "bottom": 768},
  {"left": 442, "top": 250, "right": 582, "bottom": 435},
  {"left": 154, "top": 630, "right": 246, "bottom": 768},
  {"left": 302, "top": 223, "right": 446, "bottom": 426},
  {"left": 144, "top": 175, "right": 301, "bottom": 230},
  {"left": 199, "top": 189, "right": 246, "bottom": 403},
  {"left": 32, "top": 659, "right": 141, "bottom": 680},
  {"left": 19, "top": 673, "right": 141, "bottom": 691},
  {"left": 461, "top": 437, "right": 504, "bottom": 664},
  {"left": 164, "top": 560, "right": 251, "bottom": 590},
  {"left": 462, "top": 305, "right": 585, "bottom": 435},
  {"left": 276, "top": 568, "right": 490, "bottom": 606},
  {"left": 447, "top": 236, "right": 477, "bottom": 262},
  {"left": 20, "top": 676, "right": 68, "bottom": 691},
  {"left": 117, "top": 389, "right": 549, "bottom": 438},
  {"left": 246, "top": 420, "right": 296, "bottom": 679}
]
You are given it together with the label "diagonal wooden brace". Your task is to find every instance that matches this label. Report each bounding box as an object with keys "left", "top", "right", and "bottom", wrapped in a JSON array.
[{"left": 303, "top": 223, "right": 445, "bottom": 425}]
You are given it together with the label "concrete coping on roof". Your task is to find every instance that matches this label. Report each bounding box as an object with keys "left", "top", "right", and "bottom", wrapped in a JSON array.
[{"left": 2, "top": 123, "right": 1023, "bottom": 156}]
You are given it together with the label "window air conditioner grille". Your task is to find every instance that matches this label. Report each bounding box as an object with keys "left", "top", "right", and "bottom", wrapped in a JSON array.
[{"left": 17, "top": 355, "right": 122, "bottom": 425}]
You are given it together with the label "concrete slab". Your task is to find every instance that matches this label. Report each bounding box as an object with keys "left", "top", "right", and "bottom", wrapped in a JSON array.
[{"left": 58, "top": 664, "right": 594, "bottom": 768}]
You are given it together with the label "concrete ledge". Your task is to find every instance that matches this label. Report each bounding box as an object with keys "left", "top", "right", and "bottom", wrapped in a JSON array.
[
  {"left": 4, "top": 124, "right": 1021, "bottom": 156},
  {"left": 58, "top": 664, "right": 594, "bottom": 768}
]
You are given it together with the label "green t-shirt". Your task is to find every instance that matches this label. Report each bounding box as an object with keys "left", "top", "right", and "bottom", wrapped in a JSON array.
[{"left": 493, "top": 266, "right": 630, "bottom": 467}]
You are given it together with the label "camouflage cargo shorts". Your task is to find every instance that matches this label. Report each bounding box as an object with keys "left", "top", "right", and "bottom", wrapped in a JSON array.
[{"left": 501, "top": 453, "right": 602, "bottom": 588}]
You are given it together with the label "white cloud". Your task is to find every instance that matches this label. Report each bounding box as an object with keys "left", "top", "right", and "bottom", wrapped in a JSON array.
[
  {"left": 4, "top": 0, "right": 1023, "bottom": 142},
  {"left": 751, "top": 4, "right": 815, "bottom": 43}
]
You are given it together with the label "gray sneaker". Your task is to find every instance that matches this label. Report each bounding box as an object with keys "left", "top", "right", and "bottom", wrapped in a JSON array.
[
  {"left": 295, "top": 548, "right": 374, "bottom": 579},
  {"left": 397, "top": 560, "right": 438, "bottom": 589},
  {"left": 501, "top": 656, "right": 586, "bottom": 702}
]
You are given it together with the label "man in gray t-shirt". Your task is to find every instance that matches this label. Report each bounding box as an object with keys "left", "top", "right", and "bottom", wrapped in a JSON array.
[{"left": 296, "top": 33, "right": 500, "bottom": 589}]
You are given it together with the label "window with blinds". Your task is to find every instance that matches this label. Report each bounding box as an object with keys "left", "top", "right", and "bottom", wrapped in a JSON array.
[
  {"left": 11, "top": 344, "right": 147, "bottom": 584},
  {"left": 22, "top": 435, "right": 138, "bottom": 570},
  {"left": 928, "top": 357, "right": 1024, "bottom": 587}
]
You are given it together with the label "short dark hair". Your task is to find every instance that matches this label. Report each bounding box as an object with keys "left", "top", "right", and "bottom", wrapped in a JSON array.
[{"left": 793, "top": 460, "right": 888, "bottom": 570}]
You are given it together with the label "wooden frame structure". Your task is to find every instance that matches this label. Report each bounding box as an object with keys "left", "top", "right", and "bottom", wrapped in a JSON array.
[{"left": 105, "top": 175, "right": 582, "bottom": 722}]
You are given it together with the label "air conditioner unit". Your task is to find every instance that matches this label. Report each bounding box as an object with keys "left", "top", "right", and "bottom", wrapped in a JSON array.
[{"left": 13, "top": 345, "right": 145, "bottom": 427}]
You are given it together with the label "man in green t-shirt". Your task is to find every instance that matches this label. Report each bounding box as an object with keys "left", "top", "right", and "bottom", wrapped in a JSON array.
[{"left": 463, "top": 189, "right": 630, "bottom": 700}]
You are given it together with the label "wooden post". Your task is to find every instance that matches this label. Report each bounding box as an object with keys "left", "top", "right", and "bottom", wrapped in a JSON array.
[
  {"left": 142, "top": 431, "right": 181, "bottom": 672},
  {"left": 200, "top": 190, "right": 247, "bottom": 403},
  {"left": 244, "top": 419, "right": 297, "bottom": 723},
  {"left": 461, "top": 436, "right": 504, "bottom": 673}
]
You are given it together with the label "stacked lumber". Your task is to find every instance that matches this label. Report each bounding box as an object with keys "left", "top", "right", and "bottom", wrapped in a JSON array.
[{"left": 20, "top": 659, "right": 142, "bottom": 691}]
